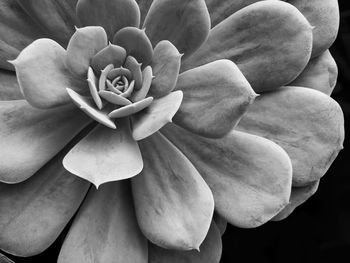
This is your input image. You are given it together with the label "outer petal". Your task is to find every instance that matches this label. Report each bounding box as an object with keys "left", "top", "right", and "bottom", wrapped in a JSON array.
[
  {"left": 15, "top": 0, "right": 78, "bottom": 45},
  {"left": 132, "top": 91, "right": 183, "bottom": 141},
  {"left": 113, "top": 27, "right": 153, "bottom": 66},
  {"left": 58, "top": 181, "right": 147, "bottom": 263},
  {"left": 272, "top": 181, "right": 320, "bottom": 221},
  {"left": 63, "top": 120, "right": 143, "bottom": 188},
  {"left": 205, "top": 0, "right": 263, "bottom": 27},
  {"left": 0, "top": 0, "right": 45, "bottom": 70},
  {"left": 285, "top": 0, "right": 339, "bottom": 57},
  {"left": 162, "top": 124, "right": 293, "bottom": 228},
  {"left": 289, "top": 50, "right": 338, "bottom": 95},
  {"left": 12, "top": 38, "right": 86, "bottom": 108},
  {"left": 174, "top": 60, "right": 256, "bottom": 138},
  {"left": 148, "top": 222, "right": 222, "bottom": 263},
  {"left": 0, "top": 151, "right": 90, "bottom": 256},
  {"left": 0, "top": 100, "right": 90, "bottom": 183},
  {"left": 76, "top": 0, "right": 140, "bottom": 40},
  {"left": 66, "top": 26, "right": 108, "bottom": 77},
  {"left": 144, "top": 0, "right": 210, "bottom": 58},
  {"left": 132, "top": 132, "right": 214, "bottom": 250},
  {"left": 149, "top": 40, "right": 182, "bottom": 98},
  {"left": 182, "top": 1, "right": 313, "bottom": 92},
  {"left": 0, "top": 70, "right": 23, "bottom": 100},
  {"left": 237, "top": 87, "right": 344, "bottom": 186}
]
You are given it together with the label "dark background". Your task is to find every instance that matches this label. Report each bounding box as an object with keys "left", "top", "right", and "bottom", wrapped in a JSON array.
[{"left": 2, "top": 2, "right": 350, "bottom": 263}]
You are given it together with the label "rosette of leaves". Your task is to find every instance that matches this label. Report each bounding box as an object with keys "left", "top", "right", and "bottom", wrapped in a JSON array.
[{"left": 0, "top": 0, "right": 344, "bottom": 262}]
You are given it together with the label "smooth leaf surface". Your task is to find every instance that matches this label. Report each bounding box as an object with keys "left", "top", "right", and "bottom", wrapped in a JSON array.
[
  {"left": 237, "top": 87, "right": 344, "bottom": 186},
  {"left": 63, "top": 120, "right": 143, "bottom": 188},
  {"left": 132, "top": 132, "right": 214, "bottom": 249},
  {"left": 148, "top": 222, "right": 222, "bottom": 263},
  {"left": 0, "top": 100, "right": 90, "bottom": 183},
  {"left": 0, "top": 151, "right": 90, "bottom": 256},
  {"left": 144, "top": 0, "right": 210, "bottom": 59},
  {"left": 174, "top": 59, "right": 256, "bottom": 138},
  {"left": 58, "top": 181, "right": 147, "bottom": 263},
  {"left": 162, "top": 125, "right": 293, "bottom": 228},
  {"left": 182, "top": 1, "right": 313, "bottom": 92}
]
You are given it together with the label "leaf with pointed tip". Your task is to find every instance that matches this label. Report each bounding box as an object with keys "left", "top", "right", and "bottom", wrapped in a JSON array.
[
  {"left": 205, "top": 0, "right": 263, "bottom": 27},
  {"left": 148, "top": 222, "right": 222, "bottom": 263},
  {"left": 0, "top": 100, "right": 90, "bottom": 183},
  {"left": 58, "top": 181, "right": 147, "bottom": 263},
  {"left": 162, "top": 125, "right": 293, "bottom": 228},
  {"left": 63, "top": 120, "right": 143, "bottom": 188},
  {"left": 174, "top": 59, "right": 256, "bottom": 138},
  {"left": 144, "top": 0, "right": 210, "bottom": 59},
  {"left": 237, "top": 87, "right": 344, "bottom": 186},
  {"left": 66, "top": 88, "right": 116, "bottom": 129},
  {"left": 182, "top": 1, "right": 313, "bottom": 92},
  {"left": 0, "top": 151, "right": 90, "bottom": 257},
  {"left": 66, "top": 26, "right": 107, "bottom": 77},
  {"left": 125, "top": 56, "right": 143, "bottom": 90},
  {"left": 289, "top": 50, "right": 337, "bottom": 95},
  {"left": 131, "top": 66, "right": 153, "bottom": 102},
  {"left": 132, "top": 132, "right": 214, "bottom": 250},
  {"left": 285, "top": 0, "right": 339, "bottom": 57},
  {"left": 0, "top": 0, "right": 45, "bottom": 71},
  {"left": 87, "top": 67, "right": 103, "bottom": 109},
  {"left": 0, "top": 70, "right": 23, "bottom": 100},
  {"left": 15, "top": 0, "right": 78, "bottom": 45},
  {"left": 132, "top": 91, "right": 183, "bottom": 141},
  {"left": 149, "top": 40, "right": 181, "bottom": 98},
  {"left": 76, "top": 0, "right": 140, "bottom": 40},
  {"left": 108, "top": 97, "right": 153, "bottom": 118},
  {"left": 113, "top": 27, "right": 153, "bottom": 66},
  {"left": 11, "top": 38, "right": 86, "bottom": 108},
  {"left": 91, "top": 44, "right": 127, "bottom": 73},
  {"left": 272, "top": 181, "right": 320, "bottom": 221}
]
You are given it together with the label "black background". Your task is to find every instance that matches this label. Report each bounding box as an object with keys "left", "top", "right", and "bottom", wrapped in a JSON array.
[{"left": 2, "top": 2, "right": 350, "bottom": 263}]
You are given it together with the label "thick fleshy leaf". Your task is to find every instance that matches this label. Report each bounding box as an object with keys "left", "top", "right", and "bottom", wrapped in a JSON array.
[
  {"left": 66, "top": 88, "right": 116, "bottom": 129},
  {"left": 131, "top": 66, "right": 153, "bottom": 102},
  {"left": 58, "top": 181, "right": 147, "bottom": 263},
  {"left": 15, "top": 0, "right": 78, "bottom": 45},
  {"left": 108, "top": 97, "right": 153, "bottom": 118},
  {"left": 132, "top": 132, "right": 214, "bottom": 249},
  {"left": 162, "top": 125, "right": 293, "bottom": 228},
  {"left": 144, "top": 0, "right": 210, "bottom": 58},
  {"left": 87, "top": 67, "right": 103, "bottom": 109},
  {"left": 174, "top": 59, "right": 256, "bottom": 138},
  {"left": 0, "top": 0, "right": 45, "bottom": 70},
  {"left": 11, "top": 38, "right": 86, "bottom": 108},
  {"left": 125, "top": 56, "right": 143, "bottom": 90},
  {"left": 63, "top": 120, "right": 143, "bottom": 188},
  {"left": 237, "top": 87, "right": 344, "bottom": 186},
  {"left": 205, "top": 0, "right": 263, "bottom": 27},
  {"left": 66, "top": 26, "right": 107, "bottom": 77},
  {"left": 149, "top": 40, "right": 182, "bottom": 98},
  {"left": 285, "top": 0, "right": 339, "bottom": 57},
  {"left": 182, "top": 1, "right": 313, "bottom": 92},
  {"left": 0, "top": 151, "right": 90, "bottom": 256},
  {"left": 0, "top": 100, "right": 90, "bottom": 183},
  {"left": 148, "top": 222, "right": 222, "bottom": 263},
  {"left": 76, "top": 0, "right": 140, "bottom": 40},
  {"left": 132, "top": 91, "right": 183, "bottom": 141},
  {"left": 91, "top": 44, "right": 127, "bottom": 73},
  {"left": 0, "top": 70, "right": 23, "bottom": 100},
  {"left": 290, "top": 50, "right": 338, "bottom": 95},
  {"left": 113, "top": 27, "right": 153, "bottom": 66},
  {"left": 272, "top": 181, "right": 320, "bottom": 221}
]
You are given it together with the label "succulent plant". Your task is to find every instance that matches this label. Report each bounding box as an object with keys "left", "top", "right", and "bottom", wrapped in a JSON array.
[{"left": 0, "top": 0, "right": 344, "bottom": 262}]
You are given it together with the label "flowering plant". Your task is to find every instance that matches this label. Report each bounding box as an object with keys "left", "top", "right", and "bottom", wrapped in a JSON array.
[{"left": 0, "top": 0, "right": 343, "bottom": 262}]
